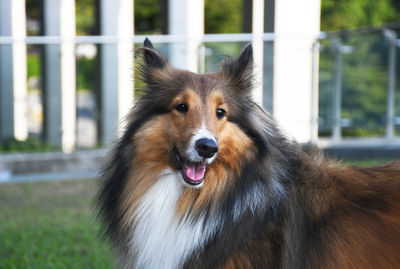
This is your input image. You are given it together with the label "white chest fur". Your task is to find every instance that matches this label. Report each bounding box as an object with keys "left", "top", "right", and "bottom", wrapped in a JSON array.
[{"left": 129, "top": 169, "right": 215, "bottom": 269}]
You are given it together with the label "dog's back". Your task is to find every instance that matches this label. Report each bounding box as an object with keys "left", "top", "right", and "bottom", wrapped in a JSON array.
[
  {"left": 304, "top": 160, "right": 400, "bottom": 269},
  {"left": 267, "top": 158, "right": 400, "bottom": 269}
]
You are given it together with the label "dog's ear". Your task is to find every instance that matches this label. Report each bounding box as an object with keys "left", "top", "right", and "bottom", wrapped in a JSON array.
[
  {"left": 220, "top": 43, "right": 254, "bottom": 95},
  {"left": 236, "top": 43, "right": 253, "bottom": 72},
  {"left": 140, "top": 38, "right": 168, "bottom": 69},
  {"left": 144, "top": 38, "right": 154, "bottom": 49},
  {"left": 137, "top": 38, "right": 172, "bottom": 94}
]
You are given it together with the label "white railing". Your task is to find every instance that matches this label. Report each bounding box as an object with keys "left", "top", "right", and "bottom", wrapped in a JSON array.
[
  {"left": 0, "top": 32, "right": 322, "bottom": 148},
  {"left": 0, "top": 32, "right": 330, "bottom": 44},
  {"left": 7, "top": 0, "right": 399, "bottom": 152},
  {"left": 1, "top": 31, "right": 399, "bottom": 150}
]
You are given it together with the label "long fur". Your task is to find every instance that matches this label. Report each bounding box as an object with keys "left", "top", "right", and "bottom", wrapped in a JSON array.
[{"left": 97, "top": 39, "right": 400, "bottom": 269}]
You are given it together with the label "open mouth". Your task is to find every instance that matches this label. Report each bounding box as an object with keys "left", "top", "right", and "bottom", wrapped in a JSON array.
[{"left": 174, "top": 150, "right": 206, "bottom": 186}]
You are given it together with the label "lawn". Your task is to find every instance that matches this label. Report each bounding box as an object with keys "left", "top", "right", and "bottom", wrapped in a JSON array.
[
  {"left": 341, "top": 158, "right": 397, "bottom": 167},
  {"left": 0, "top": 179, "right": 115, "bottom": 269},
  {"left": 0, "top": 158, "right": 396, "bottom": 268}
]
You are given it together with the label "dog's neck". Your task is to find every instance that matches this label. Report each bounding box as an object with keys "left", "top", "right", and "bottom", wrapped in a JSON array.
[
  {"left": 127, "top": 161, "right": 289, "bottom": 268},
  {"left": 128, "top": 169, "right": 219, "bottom": 268}
]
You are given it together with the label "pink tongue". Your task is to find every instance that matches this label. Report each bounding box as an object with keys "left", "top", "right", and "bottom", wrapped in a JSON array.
[{"left": 185, "top": 163, "right": 206, "bottom": 182}]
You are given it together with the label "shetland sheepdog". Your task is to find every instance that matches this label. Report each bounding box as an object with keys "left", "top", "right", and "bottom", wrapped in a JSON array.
[{"left": 97, "top": 38, "right": 400, "bottom": 268}]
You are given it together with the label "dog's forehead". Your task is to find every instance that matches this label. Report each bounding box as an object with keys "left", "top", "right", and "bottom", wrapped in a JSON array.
[
  {"left": 175, "top": 71, "right": 221, "bottom": 100},
  {"left": 179, "top": 87, "right": 224, "bottom": 106}
]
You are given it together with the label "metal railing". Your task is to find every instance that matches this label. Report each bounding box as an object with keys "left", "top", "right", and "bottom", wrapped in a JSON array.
[{"left": 317, "top": 26, "right": 400, "bottom": 147}]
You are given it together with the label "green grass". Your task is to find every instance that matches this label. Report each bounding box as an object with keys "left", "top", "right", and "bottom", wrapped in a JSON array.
[
  {"left": 342, "top": 158, "right": 396, "bottom": 167},
  {"left": 0, "top": 179, "right": 115, "bottom": 269}
]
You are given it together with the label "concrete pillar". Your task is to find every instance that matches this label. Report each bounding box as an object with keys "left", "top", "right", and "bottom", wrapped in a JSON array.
[
  {"left": 273, "top": 0, "right": 321, "bottom": 143},
  {"left": 252, "top": 0, "right": 264, "bottom": 105},
  {"left": 99, "top": 0, "right": 134, "bottom": 145},
  {"left": 168, "top": 0, "right": 204, "bottom": 72},
  {"left": 43, "top": 0, "right": 76, "bottom": 152},
  {"left": 0, "top": 0, "right": 28, "bottom": 141}
]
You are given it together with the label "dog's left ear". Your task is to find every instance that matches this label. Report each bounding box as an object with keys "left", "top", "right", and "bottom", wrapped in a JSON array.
[
  {"left": 220, "top": 43, "right": 254, "bottom": 95},
  {"left": 140, "top": 38, "right": 168, "bottom": 69}
]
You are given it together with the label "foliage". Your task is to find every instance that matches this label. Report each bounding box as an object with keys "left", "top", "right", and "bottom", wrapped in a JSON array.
[
  {"left": 26, "top": 0, "right": 40, "bottom": 20},
  {"left": 319, "top": 0, "right": 400, "bottom": 137},
  {"left": 133, "top": 0, "right": 243, "bottom": 34},
  {"left": 135, "top": 0, "right": 163, "bottom": 34},
  {"left": 76, "top": 0, "right": 98, "bottom": 35},
  {"left": 0, "top": 138, "right": 58, "bottom": 153},
  {"left": 25, "top": 0, "right": 400, "bottom": 35},
  {"left": 26, "top": 0, "right": 98, "bottom": 36},
  {"left": 27, "top": 50, "right": 41, "bottom": 78},
  {"left": 319, "top": 32, "right": 392, "bottom": 137},
  {"left": 205, "top": 0, "right": 243, "bottom": 33},
  {"left": 77, "top": 57, "right": 96, "bottom": 91},
  {"left": 321, "top": 0, "right": 400, "bottom": 31}
]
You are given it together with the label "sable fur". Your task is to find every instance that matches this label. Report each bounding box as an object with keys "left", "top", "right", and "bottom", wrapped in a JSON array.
[{"left": 97, "top": 38, "right": 400, "bottom": 268}]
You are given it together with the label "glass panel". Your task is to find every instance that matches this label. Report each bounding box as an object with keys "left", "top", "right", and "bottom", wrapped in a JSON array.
[
  {"left": 396, "top": 83, "right": 400, "bottom": 135},
  {"left": 318, "top": 30, "right": 396, "bottom": 139},
  {"left": 340, "top": 32, "right": 387, "bottom": 137},
  {"left": 203, "top": 41, "right": 246, "bottom": 73},
  {"left": 318, "top": 38, "right": 334, "bottom": 137},
  {"left": 0, "top": 44, "right": 16, "bottom": 147},
  {"left": 263, "top": 41, "right": 274, "bottom": 113},
  {"left": 396, "top": 45, "right": 400, "bottom": 136}
]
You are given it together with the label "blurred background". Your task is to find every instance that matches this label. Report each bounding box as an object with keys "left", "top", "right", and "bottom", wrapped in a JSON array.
[{"left": 1, "top": 0, "right": 400, "bottom": 267}]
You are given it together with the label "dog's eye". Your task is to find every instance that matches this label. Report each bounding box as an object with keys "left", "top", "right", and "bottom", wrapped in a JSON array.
[
  {"left": 175, "top": 103, "right": 188, "bottom": 113},
  {"left": 216, "top": 108, "right": 226, "bottom": 119}
]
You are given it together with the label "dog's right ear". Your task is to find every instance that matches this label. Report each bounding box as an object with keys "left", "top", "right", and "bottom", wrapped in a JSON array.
[{"left": 141, "top": 38, "right": 168, "bottom": 69}]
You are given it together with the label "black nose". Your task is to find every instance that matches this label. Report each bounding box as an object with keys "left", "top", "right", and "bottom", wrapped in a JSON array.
[{"left": 195, "top": 138, "right": 218, "bottom": 159}]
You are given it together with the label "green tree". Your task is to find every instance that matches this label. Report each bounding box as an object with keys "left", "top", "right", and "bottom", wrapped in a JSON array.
[
  {"left": 321, "top": 0, "right": 400, "bottom": 31},
  {"left": 205, "top": 0, "right": 243, "bottom": 33},
  {"left": 135, "top": 0, "right": 163, "bottom": 34},
  {"left": 76, "top": 0, "right": 97, "bottom": 35},
  {"left": 319, "top": 0, "right": 400, "bottom": 137}
]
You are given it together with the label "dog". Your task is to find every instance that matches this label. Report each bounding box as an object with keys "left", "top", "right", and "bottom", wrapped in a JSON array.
[{"left": 97, "top": 38, "right": 400, "bottom": 268}]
